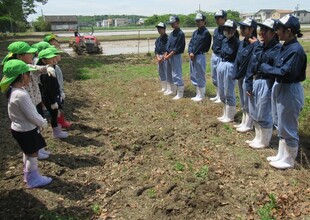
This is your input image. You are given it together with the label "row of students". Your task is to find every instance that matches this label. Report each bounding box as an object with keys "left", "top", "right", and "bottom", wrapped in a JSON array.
[
  {"left": 0, "top": 34, "right": 71, "bottom": 188},
  {"left": 154, "top": 12, "right": 306, "bottom": 169}
]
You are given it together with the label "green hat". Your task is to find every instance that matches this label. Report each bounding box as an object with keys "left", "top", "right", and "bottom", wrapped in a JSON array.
[
  {"left": 32, "top": 41, "right": 52, "bottom": 53},
  {"left": 1, "top": 41, "right": 38, "bottom": 65},
  {"left": 38, "top": 48, "right": 58, "bottom": 59},
  {"left": 43, "top": 33, "right": 57, "bottom": 42},
  {"left": 48, "top": 46, "right": 63, "bottom": 54},
  {"left": 0, "top": 60, "right": 37, "bottom": 92}
]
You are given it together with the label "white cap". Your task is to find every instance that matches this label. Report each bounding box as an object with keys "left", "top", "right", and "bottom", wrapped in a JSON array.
[
  {"left": 257, "top": 18, "right": 277, "bottom": 30},
  {"left": 238, "top": 18, "right": 257, "bottom": 28},
  {"left": 168, "top": 15, "right": 180, "bottom": 24},
  {"left": 222, "top": 19, "right": 237, "bottom": 29},
  {"left": 195, "top": 13, "right": 205, "bottom": 21},
  {"left": 155, "top": 22, "right": 166, "bottom": 28}
]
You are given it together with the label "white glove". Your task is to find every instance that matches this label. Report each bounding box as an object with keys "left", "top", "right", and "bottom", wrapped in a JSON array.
[
  {"left": 51, "top": 102, "right": 58, "bottom": 110},
  {"left": 41, "top": 119, "right": 48, "bottom": 129},
  {"left": 34, "top": 65, "right": 46, "bottom": 72},
  {"left": 61, "top": 92, "right": 65, "bottom": 100},
  {"left": 47, "top": 66, "right": 56, "bottom": 77}
]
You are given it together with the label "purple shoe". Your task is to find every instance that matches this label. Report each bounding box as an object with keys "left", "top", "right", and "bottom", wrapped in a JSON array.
[{"left": 25, "top": 170, "right": 52, "bottom": 189}]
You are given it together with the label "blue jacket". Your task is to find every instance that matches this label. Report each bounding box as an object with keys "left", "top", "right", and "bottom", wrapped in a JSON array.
[
  {"left": 261, "top": 38, "right": 307, "bottom": 83},
  {"left": 245, "top": 37, "right": 282, "bottom": 92},
  {"left": 188, "top": 26, "right": 211, "bottom": 55},
  {"left": 211, "top": 26, "right": 225, "bottom": 55},
  {"left": 155, "top": 33, "right": 168, "bottom": 55},
  {"left": 233, "top": 39, "right": 259, "bottom": 80},
  {"left": 219, "top": 36, "right": 239, "bottom": 63},
  {"left": 166, "top": 28, "right": 186, "bottom": 54}
]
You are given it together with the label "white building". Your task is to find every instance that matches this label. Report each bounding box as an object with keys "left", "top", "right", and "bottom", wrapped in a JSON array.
[
  {"left": 254, "top": 9, "right": 274, "bottom": 23},
  {"left": 114, "top": 18, "right": 128, "bottom": 27},
  {"left": 295, "top": 10, "right": 310, "bottom": 24},
  {"left": 270, "top": 10, "right": 294, "bottom": 20}
]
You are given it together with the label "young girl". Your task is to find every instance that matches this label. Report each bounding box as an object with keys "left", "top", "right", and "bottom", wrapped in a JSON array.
[
  {"left": 233, "top": 18, "right": 258, "bottom": 132},
  {"left": 260, "top": 14, "right": 306, "bottom": 169},
  {"left": 217, "top": 20, "right": 239, "bottom": 123},
  {"left": 37, "top": 48, "right": 68, "bottom": 139},
  {"left": 0, "top": 59, "right": 52, "bottom": 188}
]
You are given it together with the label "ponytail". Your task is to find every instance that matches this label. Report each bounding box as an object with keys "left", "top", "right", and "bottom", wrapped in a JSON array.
[{"left": 296, "top": 30, "right": 303, "bottom": 38}]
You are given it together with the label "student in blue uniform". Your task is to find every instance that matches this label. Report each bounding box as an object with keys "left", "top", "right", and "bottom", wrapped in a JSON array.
[
  {"left": 164, "top": 15, "right": 186, "bottom": 100},
  {"left": 217, "top": 20, "right": 239, "bottom": 123},
  {"left": 210, "top": 10, "right": 227, "bottom": 103},
  {"left": 154, "top": 22, "right": 168, "bottom": 93},
  {"left": 233, "top": 18, "right": 258, "bottom": 132},
  {"left": 260, "top": 14, "right": 306, "bottom": 169},
  {"left": 245, "top": 18, "right": 281, "bottom": 149},
  {"left": 188, "top": 13, "right": 212, "bottom": 102}
]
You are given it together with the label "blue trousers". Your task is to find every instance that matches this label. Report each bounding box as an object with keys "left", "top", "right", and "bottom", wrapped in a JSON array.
[
  {"left": 272, "top": 82, "right": 304, "bottom": 147},
  {"left": 167, "top": 54, "right": 184, "bottom": 86},
  {"left": 190, "top": 54, "right": 206, "bottom": 88},
  {"left": 248, "top": 79, "right": 273, "bottom": 128},
  {"left": 237, "top": 77, "right": 249, "bottom": 112},
  {"left": 211, "top": 53, "right": 221, "bottom": 87},
  {"left": 217, "top": 61, "right": 236, "bottom": 106},
  {"left": 158, "top": 56, "right": 167, "bottom": 81}
]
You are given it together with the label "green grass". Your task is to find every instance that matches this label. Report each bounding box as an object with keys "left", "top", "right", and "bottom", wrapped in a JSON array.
[
  {"left": 174, "top": 162, "right": 185, "bottom": 171},
  {"left": 195, "top": 165, "right": 209, "bottom": 179},
  {"left": 257, "top": 193, "right": 277, "bottom": 220}
]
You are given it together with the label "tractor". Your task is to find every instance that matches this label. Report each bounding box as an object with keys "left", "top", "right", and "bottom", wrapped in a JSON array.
[{"left": 69, "top": 25, "right": 102, "bottom": 55}]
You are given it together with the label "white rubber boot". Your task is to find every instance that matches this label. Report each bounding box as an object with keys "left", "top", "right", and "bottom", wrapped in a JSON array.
[
  {"left": 267, "top": 139, "right": 284, "bottom": 162},
  {"left": 217, "top": 105, "right": 226, "bottom": 121},
  {"left": 193, "top": 87, "right": 205, "bottom": 102},
  {"left": 158, "top": 81, "right": 167, "bottom": 93},
  {"left": 52, "top": 126, "right": 68, "bottom": 139},
  {"left": 249, "top": 127, "right": 272, "bottom": 149},
  {"left": 210, "top": 88, "right": 219, "bottom": 101},
  {"left": 220, "top": 105, "right": 236, "bottom": 123},
  {"left": 172, "top": 86, "right": 184, "bottom": 100},
  {"left": 164, "top": 83, "right": 172, "bottom": 95},
  {"left": 246, "top": 122, "right": 260, "bottom": 144},
  {"left": 269, "top": 140, "right": 298, "bottom": 169},
  {"left": 191, "top": 87, "right": 200, "bottom": 101},
  {"left": 236, "top": 112, "right": 253, "bottom": 133},
  {"left": 234, "top": 112, "right": 246, "bottom": 128}
]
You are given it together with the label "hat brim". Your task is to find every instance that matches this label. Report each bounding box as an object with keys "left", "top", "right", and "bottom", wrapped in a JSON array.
[
  {"left": 237, "top": 21, "right": 251, "bottom": 27},
  {"left": 222, "top": 25, "right": 235, "bottom": 29},
  {"left": 155, "top": 25, "right": 166, "bottom": 28},
  {"left": 257, "top": 23, "right": 275, "bottom": 30},
  {"left": 40, "top": 54, "right": 57, "bottom": 59},
  {"left": 25, "top": 47, "right": 38, "bottom": 54}
]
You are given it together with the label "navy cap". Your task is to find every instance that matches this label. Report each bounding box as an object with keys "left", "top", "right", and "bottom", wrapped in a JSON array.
[
  {"left": 214, "top": 10, "right": 227, "bottom": 18},
  {"left": 257, "top": 18, "right": 277, "bottom": 31},
  {"left": 222, "top": 19, "right": 237, "bottom": 29},
  {"left": 155, "top": 22, "right": 166, "bottom": 29},
  {"left": 278, "top": 14, "right": 300, "bottom": 31},
  {"left": 168, "top": 15, "right": 180, "bottom": 24},
  {"left": 195, "top": 13, "right": 206, "bottom": 21},
  {"left": 238, "top": 18, "right": 257, "bottom": 28}
]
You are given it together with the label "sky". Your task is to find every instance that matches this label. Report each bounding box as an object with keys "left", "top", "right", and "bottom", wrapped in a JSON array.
[{"left": 27, "top": 0, "right": 310, "bottom": 21}]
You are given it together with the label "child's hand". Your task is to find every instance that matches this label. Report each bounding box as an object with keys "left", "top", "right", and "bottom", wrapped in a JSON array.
[
  {"left": 51, "top": 102, "right": 58, "bottom": 110},
  {"left": 47, "top": 66, "right": 56, "bottom": 77},
  {"left": 42, "top": 119, "right": 48, "bottom": 129}
]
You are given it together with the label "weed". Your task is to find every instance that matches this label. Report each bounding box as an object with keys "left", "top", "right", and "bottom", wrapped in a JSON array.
[
  {"left": 223, "top": 124, "right": 233, "bottom": 132},
  {"left": 146, "top": 188, "right": 156, "bottom": 199},
  {"left": 291, "top": 179, "right": 299, "bottom": 187},
  {"left": 257, "top": 193, "right": 277, "bottom": 220},
  {"left": 92, "top": 203, "right": 101, "bottom": 215},
  {"left": 170, "top": 111, "right": 178, "bottom": 119},
  {"left": 174, "top": 162, "right": 185, "bottom": 171},
  {"left": 195, "top": 165, "right": 209, "bottom": 179}
]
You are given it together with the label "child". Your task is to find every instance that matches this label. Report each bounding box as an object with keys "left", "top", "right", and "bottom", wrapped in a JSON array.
[
  {"left": 37, "top": 48, "right": 68, "bottom": 139},
  {"left": 0, "top": 59, "right": 52, "bottom": 188}
]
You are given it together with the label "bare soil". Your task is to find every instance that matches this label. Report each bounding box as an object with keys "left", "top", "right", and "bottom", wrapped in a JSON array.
[{"left": 0, "top": 39, "right": 310, "bottom": 220}]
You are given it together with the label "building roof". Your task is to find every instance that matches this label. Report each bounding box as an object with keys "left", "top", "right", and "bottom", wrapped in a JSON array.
[
  {"left": 272, "top": 10, "right": 294, "bottom": 14},
  {"left": 44, "top": 15, "right": 78, "bottom": 23},
  {"left": 295, "top": 10, "right": 310, "bottom": 13},
  {"left": 255, "top": 9, "right": 275, "bottom": 14}
]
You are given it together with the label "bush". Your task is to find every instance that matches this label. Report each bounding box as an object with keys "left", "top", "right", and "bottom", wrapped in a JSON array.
[{"left": 33, "top": 16, "right": 51, "bottom": 31}]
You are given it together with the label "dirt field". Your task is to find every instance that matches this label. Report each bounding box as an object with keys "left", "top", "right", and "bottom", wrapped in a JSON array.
[{"left": 0, "top": 38, "right": 310, "bottom": 219}]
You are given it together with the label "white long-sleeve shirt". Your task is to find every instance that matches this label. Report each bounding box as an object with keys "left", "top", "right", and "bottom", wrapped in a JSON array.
[{"left": 8, "top": 88, "right": 46, "bottom": 132}]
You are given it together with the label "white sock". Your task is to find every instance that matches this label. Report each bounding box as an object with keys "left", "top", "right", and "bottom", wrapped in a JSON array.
[
  {"left": 25, "top": 156, "right": 38, "bottom": 172},
  {"left": 23, "top": 153, "right": 27, "bottom": 165}
]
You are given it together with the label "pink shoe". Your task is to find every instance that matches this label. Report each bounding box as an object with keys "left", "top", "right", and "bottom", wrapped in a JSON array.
[{"left": 25, "top": 170, "right": 52, "bottom": 188}]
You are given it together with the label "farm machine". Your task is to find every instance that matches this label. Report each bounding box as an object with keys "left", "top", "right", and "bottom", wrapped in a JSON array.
[{"left": 69, "top": 25, "right": 103, "bottom": 55}]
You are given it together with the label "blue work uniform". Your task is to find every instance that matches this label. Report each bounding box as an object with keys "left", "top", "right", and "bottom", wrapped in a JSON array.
[
  {"left": 246, "top": 37, "right": 281, "bottom": 128},
  {"left": 233, "top": 39, "right": 259, "bottom": 113},
  {"left": 188, "top": 26, "right": 212, "bottom": 88},
  {"left": 217, "top": 36, "right": 239, "bottom": 106},
  {"left": 261, "top": 38, "right": 307, "bottom": 147},
  {"left": 166, "top": 28, "right": 186, "bottom": 86},
  {"left": 211, "top": 26, "right": 225, "bottom": 86},
  {"left": 155, "top": 33, "right": 168, "bottom": 81}
]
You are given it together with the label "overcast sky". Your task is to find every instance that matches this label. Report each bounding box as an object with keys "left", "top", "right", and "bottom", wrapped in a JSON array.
[{"left": 28, "top": 0, "right": 310, "bottom": 21}]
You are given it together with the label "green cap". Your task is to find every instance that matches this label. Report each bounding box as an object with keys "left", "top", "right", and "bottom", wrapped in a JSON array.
[
  {"left": 43, "top": 33, "right": 57, "bottom": 42},
  {"left": 0, "top": 60, "right": 37, "bottom": 92},
  {"left": 48, "top": 46, "right": 63, "bottom": 54},
  {"left": 38, "top": 48, "right": 58, "bottom": 59},
  {"left": 1, "top": 41, "right": 38, "bottom": 65},
  {"left": 32, "top": 41, "right": 52, "bottom": 53},
  {"left": 8, "top": 41, "right": 37, "bottom": 54}
]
